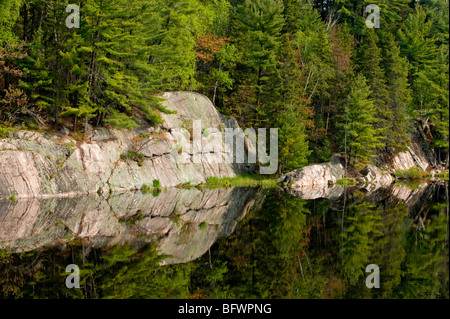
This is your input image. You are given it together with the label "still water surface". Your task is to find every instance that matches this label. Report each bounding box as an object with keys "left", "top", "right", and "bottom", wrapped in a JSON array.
[{"left": 0, "top": 182, "right": 448, "bottom": 299}]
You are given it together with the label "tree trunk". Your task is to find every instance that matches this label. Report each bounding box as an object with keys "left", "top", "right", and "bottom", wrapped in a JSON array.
[
  {"left": 84, "top": 117, "right": 89, "bottom": 134},
  {"left": 256, "top": 67, "right": 262, "bottom": 107},
  {"left": 21, "top": 5, "right": 28, "bottom": 41},
  {"left": 95, "top": 112, "right": 101, "bottom": 127},
  {"left": 73, "top": 115, "right": 78, "bottom": 132},
  {"left": 213, "top": 82, "right": 218, "bottom": 106}
]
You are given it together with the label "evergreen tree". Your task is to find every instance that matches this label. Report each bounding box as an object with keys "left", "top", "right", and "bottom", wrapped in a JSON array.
[
  {"left": 339, "top": 74, "right": 384, "bottom": 166},
  {"left": 230, "top": 0, "right": 285, "bottom": 126},
  {"left": 399, "top": 4, "right": 448, "bottom": 165},
  {"left": 143, "top": 0, "right": 212, "bottom": 91},
  {"left": 381, "top": 32, "right": 412, "bottom": 153},
  {"left": 356, "top": 29, "right": 390, "bottom": 150},
  {"left": 276, "top": 34, "right": 312, "bottom": 173},
  {"left": 0, "top": 0, "right": 23, "bottom": 46}
]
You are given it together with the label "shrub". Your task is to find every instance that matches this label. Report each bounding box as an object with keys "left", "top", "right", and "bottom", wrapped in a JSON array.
[
  {"left": 121, "top": 150, "right": 145, "bottom": 166},
  {"left": 0, "top": 125, "right": 13, "bottom": 138},
  {"left": 205, "top": 174, "right": 278, "bottom": 189},
  {"left": 199, "top": 221, "right": 207, "bottom": 230},
  {"left": 141, "top": 184, "right": 151, "bottom": 194},
  {"left": 336, "top": 178, "right": 357, "bottom": 186},
  {"left": 435, "top": 172, "right": 449, "bottom": 179},
  {"left": 394, "top": 167, "right": 425, "bottom": 180}
]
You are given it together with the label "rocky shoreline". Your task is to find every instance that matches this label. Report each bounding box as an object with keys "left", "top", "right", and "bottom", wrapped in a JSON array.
[
  {"left": 0, "top": 92, "right": 255, "bottom": 200},
  {"left": 0, "top": 92, "right": 446, "bottom": 200}
]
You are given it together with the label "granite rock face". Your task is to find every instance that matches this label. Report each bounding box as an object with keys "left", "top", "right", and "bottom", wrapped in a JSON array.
[
  {"left": 0, "top": 92, "right": 255, "bottom": 199},
  {"left": 279, "top": 154, "right": 345, "bottom": 188},
  {"left": 356, "top": 165, "right": 394, "bottom": 192},
  {"left": 375, "top": 129, "right": 434, "bottom": 172}
]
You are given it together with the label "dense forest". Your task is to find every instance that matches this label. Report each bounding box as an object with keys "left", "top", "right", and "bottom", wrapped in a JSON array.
[{"left": 0, "top": 0, "right": 448, "bottom": 173}]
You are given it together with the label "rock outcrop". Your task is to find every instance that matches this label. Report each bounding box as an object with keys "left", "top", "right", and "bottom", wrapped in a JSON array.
[
  {"left": 375, "top": 129, "right": 435, "bottom": 172},
  {"left": 356, "top": 165, "right": 394, "bottom": 192},
  {"left": 279, "top": 154, "right": 345, "bottom": 189},
  {"left": 0, "top": 187, "right": 266, "bottom": 264},
  {"left": 0, "top": 92, "right": 255, "bottom": 200}
]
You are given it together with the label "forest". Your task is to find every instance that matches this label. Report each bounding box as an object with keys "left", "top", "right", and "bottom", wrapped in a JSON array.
[{"left": 0, "top": 0, "right": 449, "bottom": 173}]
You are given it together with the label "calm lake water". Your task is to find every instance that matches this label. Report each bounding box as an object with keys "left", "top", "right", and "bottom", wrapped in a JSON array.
[{"left": 0, "top": 182, "right": 448, "bottom": 299}]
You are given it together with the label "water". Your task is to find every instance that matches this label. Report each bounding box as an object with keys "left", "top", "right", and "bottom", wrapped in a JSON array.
[{"left": 0, "top": 182, "right": 448, "bottom": 299}]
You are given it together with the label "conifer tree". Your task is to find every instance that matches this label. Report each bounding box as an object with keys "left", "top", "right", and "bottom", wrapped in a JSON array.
[
  {"left": 339, "top": 74, "right": 384, "bottom": 166},
  {"left": 231, "top": 0, "right": 285, "bottom": 126},
  {"left": 0, "top": 0, "right": 23, "bottom": 46},
  {"left": 276, "top": 34, "right": 312, "bottom": 172},
  {"left": 356, "top": 29, "right": 390, "bottom": 150},
  {"left": 381, "top": 33, "right": 412, "bottom": 153}
]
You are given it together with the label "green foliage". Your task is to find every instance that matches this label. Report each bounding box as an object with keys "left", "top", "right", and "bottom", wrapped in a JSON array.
[
  {"left": 434, "top": 172, "right": 449, "bottom": 179},
  {"left": 199, "top": 221, "right": 207, "bottom": 230},
  {"left": 336, "top": 178, "right": 357, "bottom": 186},
  {"left": 0, "top": 0, "right": 23, "bottom": 46},
  {"left": 277, "top": 103, "right": 311, "bottom": 173},
  {"left": 205, "top": 174, "right": 278, "bottom": 189},
  {"left": 142, "top": 179, "right": 161, "bottom": 196},
  {"left": 0, "top": 0, "right": 448, "bottom": 168},
  {"left": 338, "top": 74, "right": 384, "bottom": 166},
  {"left": 394, "top": 167, "right": 426, "bottom": 180},
  {"left": 0, "top": 124, "right": 14, "bottom": 137},
  {"left": 121, "top": 150, "right": 145, "bottom": 166},
  {"left": 141, "top": 184, "right": 151, "bottom": 194},
  {"left": 381, "top": 32, "right": 412, "bottom": 153}
]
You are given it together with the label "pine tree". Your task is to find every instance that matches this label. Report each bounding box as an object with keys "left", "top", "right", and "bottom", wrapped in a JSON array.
[
  {"left": 333, "top": 0, "right": 412, "bottom": 38},
  {"left": 16, "top": 4, "right": 66, "bottom": 123},
  {"left": 0, "top": 0, "right": 23, "bottom": 46},
  {"left": 231, "top": 0, "right": 285, "bottom": 126},
  {"left": 381, "top": 32, "right": 412, "bottom": 153},
  {"left": 276, "top": 34, "right": 313, "bottom": 172},
  {"left": 356, "top": 29, "right": 390, "bottom": 150},
  {"left": 143, "top": 0, "right": 211, "bottom": 91},
  {"left": 289, "top": 2, "right": 336, "bottom": 162},
  {"left": 339, "top": 74, "right": 384, "bottom": 166},
  {"left": 399, "top": 5, "right": 438, "bottom": 75}
]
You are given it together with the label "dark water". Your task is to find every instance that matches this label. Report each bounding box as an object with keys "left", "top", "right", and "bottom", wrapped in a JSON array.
[{"left": 0, "top": 182, "right": 448, "bottom": 299}]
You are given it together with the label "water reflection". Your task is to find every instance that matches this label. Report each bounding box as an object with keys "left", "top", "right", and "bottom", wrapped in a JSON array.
[{"left": 0, "top": 182, "right": 448, "bottom": 299}]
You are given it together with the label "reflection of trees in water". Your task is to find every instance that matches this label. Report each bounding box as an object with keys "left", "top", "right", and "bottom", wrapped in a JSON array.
[
  {"left": 0, "top": 184, "right": 448, "bottom": 299},
  {"left": 0, "top": 243, "right": 193, "bottom": 299}
]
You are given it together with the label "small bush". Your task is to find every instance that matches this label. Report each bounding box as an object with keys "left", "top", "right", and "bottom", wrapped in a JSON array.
[
  {"left": 121, "top": 150, "right": 145, "bottom": 166},
  {"left": 176, "top": 182, "right": 192, "bottom": 189},
  {"left": 394, "top": 167, "right": 425, "bottom": 180},
  {"left": 0, "top": 125, "right": 13, "bottom": 138},
  {"left": 67, "top": 141, "right": 76, "bottom": 156},
  {"left": 153, "top": 179, "right": 160, "bottom": 189},
  {"left": 141, "top": 184, "right": 151, "bottom": 194},
  {"left": 205, "top": 174, "right": 278, "bottom": 189},
  {"left": 435, "top": 172, "right": 449, "bottom": 179},
  {"left": 336, "top": 178, "right": 357, "bottom": 186}
]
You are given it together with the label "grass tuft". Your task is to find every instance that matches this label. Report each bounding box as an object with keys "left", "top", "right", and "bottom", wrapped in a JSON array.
[{"left": 206, "top": 174, "right": 278, "bottom": 189}]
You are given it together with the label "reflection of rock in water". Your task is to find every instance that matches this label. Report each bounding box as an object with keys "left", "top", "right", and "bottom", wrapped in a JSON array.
[
  {"left": 0, "top": 187, "right": 266, "bottom": 265},
  {"left": 322, "top": 181, "right": 448, "bottom": 220},
  {"left": 286, "top": 184, "right": 345, "bottom": 200}
]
